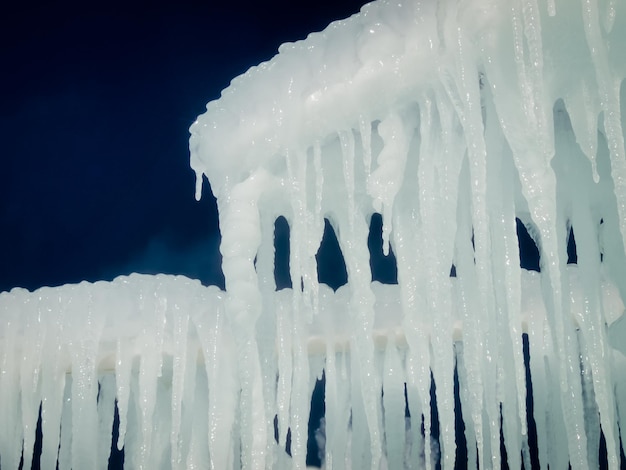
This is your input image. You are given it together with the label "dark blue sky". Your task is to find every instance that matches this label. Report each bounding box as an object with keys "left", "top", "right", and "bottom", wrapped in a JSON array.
[{"left": 0, "top": 0, "right": 370, "bottom": 293}]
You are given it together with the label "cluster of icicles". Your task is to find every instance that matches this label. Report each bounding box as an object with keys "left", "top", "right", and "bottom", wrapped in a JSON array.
[{"left": 3, "top": 0, "right": 626, "bottom": 468}]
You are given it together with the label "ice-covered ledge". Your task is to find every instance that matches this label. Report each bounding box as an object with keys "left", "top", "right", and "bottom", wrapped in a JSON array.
[
  {"left": 190, "top": 0, "right": 626, "bottom": 208},
  {"left": 1, "top": 266, "right": 623, "bottom": 371},
  {"left": 1, "top": 267, "right": 624, "bottom": 468}
]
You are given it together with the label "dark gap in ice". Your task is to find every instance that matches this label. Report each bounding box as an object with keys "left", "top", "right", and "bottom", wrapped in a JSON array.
[
  {"left": 429, "top": 370, "right": 442, "bottom": 470},
  {"left": 368, "top": 213, "right": 398, "bottom": 284},
  {"left": 454, "top": 360, "right": 468, "bottom": 467},
  {"left": 450, "top": 264, "right": 457, "bottom": 277},
  {"left": 599, "top": 427, "right": 608, "bottom": 469},
  {"left": 523, "top": 333, "right": 540, "bottom": 470},
  {"left": 596, "top": 425, "right": 626, "bottom": 469},
  {"left": 404, "top": 383, "right": 411, "bottom": 418},
  {"left": 18, "top": 404, "right": 42, "bottom": 470},
  {"left": 567, "top": 227, "right": 578, "bottom": 264},
  {"left": 316, "top": 219, "right": 348, "bottom": 290},
  {"left": 285, "top": 428, "right": 292, "bottom": 457},
  {"left": 307, "top": 375, "right": 326, "bottom": 467},
  {"left": 26, "top": 398, "right": 126, "bottom": 469},
  {"left": 275, "top": 417, "right": 299, "bottom": 463},
  {"left": 517, "top": 219, "right": 541, "bottom": 272},
  {"left": 110, "top": 400, "right": 124, "bottom": 469},
  {"left": 273, "top": 415, "right": 280, "bottom": 442},
  {"left": 600, "top": 218, "right": 604, "bottom": 263},
  {"left": 36, "top": 403, "right": 43, "bottom": 470},
  {"left": 595, "top": 425, "right": 626, "bottom": 469},
  {"left": 274, "top": 216, "right": 292, "bottom": 289},
  {"left": 499, "top": 404, "right": 510, "bottom": 470}
]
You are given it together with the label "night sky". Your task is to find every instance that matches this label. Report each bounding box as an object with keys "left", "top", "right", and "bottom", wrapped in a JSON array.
[{"left": 1, "top": 0, "right": 371, "bottom": 293}]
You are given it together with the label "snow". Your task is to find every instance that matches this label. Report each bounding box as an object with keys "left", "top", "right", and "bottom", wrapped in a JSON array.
[{"left": 2, "top": 0, "right": 626, "bottom": 468}]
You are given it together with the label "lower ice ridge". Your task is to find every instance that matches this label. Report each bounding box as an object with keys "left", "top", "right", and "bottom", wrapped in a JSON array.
[{"left": 0, "top": 267, "right": 624, "bottom": 468}]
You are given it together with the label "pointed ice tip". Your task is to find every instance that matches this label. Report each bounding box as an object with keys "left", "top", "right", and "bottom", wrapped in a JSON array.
[{"left": 194, "top": 173, "right": 203, "bottom": 201}]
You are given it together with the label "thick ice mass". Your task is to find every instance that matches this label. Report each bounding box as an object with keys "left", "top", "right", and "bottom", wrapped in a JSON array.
[{"left": 2, "top": 0, "right": 626, "bottom": 468}]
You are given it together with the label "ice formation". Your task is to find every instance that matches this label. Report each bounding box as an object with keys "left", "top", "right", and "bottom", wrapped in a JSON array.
[{"left": 2, "top": 0, "right": 626, "bottom": 468}]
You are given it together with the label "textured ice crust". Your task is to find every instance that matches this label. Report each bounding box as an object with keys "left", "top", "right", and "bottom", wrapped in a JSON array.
[{"left": 2, "top": 0, "right": 626, "bottom": 468}]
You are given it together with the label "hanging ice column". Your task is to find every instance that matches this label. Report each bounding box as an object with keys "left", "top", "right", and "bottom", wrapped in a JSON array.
[
  {"left": 189, "top": 0, "right": 626, "bottom": 468},
  {"left": 1, "top": 0, "right": 626, "bottom": 469}
]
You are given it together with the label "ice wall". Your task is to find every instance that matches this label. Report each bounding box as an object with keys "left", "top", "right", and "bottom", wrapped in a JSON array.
[
  {"left": 188, "top": 0, "right": 626, "bottom": 468},
  {"left": 1, "top": 0, "right": 626, "bottom": 468},
  {"left": 0, "top": 270, "right": 624, "bottom": 469}
]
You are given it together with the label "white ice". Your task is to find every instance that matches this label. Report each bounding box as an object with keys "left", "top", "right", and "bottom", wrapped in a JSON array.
[{"left": 2, "top": 0, "right": 626, "bottom": 468}]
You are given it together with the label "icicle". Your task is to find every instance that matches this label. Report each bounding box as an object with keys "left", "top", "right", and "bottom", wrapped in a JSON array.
[
  {"left": 393, "top": 210, "right": 434, "bottom": 470},
  {"left": 39, "top": 287, "right": 67, "bottom": 470},
  {"left": 313, "top": 140, "right": 324, "bottom": 220},
  {"left": 555, "top": 104, "right": 622, "bottom": 469},
  {"left": 58, "top": 375, "right": 72, "bottom": 469},
  {"left": 68, "top": 282, "right": 106, "bottom": 470},
  {"left": 359, "top": 115, "right": 372, "bottom": 178},
  {"left": 0, "top": 289, "right": 25, "bottom": 470},
  {"left": 135, "top": 278, "right": 163, "bottom": 468},
  {"left": 321, "top": 285, "right": 351, "bottom": 470},
  {"left": 256, "top": 212, "right": 280, "bottom": 464},
  {"left": 563, "top": 82, "right": 601, "bottom": 183},
  {"left": 612, "top": 349, "right": 626, "bottom": 457},
  {"left": 366, "top": 113, "right": 413, "bottom": 256},
  {"left": 415, "top": 93, "right": 455, "bottom": 468},
  {"left": 169, "top": 287, "right": 190, "bottom": 470},
  {"left": 602, "top": 0, "right": 617, "bottom": 33},
  {"left": 193, "top": 286, "right": 238, "bottom": 470},
  {"left": 482, "top": 79, "right": 528, "bottom": 449},
  {"left": 338, "top": 129, "right": 356, "bottom": 235},
  {"left": 454, "top": 343, "right": 477, "bottom": 469},
  {"left": 454, "top": 180, "right": 488, "bottom": 469},
  {"left": 582, "top": 0, "right": 626, "bottom": 295},
  {"left": 218, "top": 169, "right": 272, "bottom": 470},
  {"left": 338, "top": 125, "right": 383, "bottom": 469},
  {"left": 289, "top": 299, "right": 312, "bottom": 468},
  {"left": 114, "top": 332, "right": 133, "bottom": 451},
  {"left": 185, "top": 366, "right": 210, "bottom": 469},
  {"left": 275, "top": 290, "right": 293, "bottom": 449},
  {"left": 19, "top": 291, "right": 44, "bottom": 470},
  {"left": 382, "top": 339, "right": 405, "bottom": 470}
]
